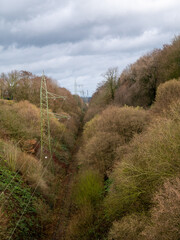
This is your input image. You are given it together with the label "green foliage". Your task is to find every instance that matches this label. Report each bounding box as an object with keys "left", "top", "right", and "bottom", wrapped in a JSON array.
[
  {"left": 67, "top": 170, "right": 105, "bottom": 240},
  {"left": 83, "top": 114, "right": 100, "bottom": 142},
  {"left": 0, "top": 165, "right": 40, "bottom": 240},
  {"left": 73, "top": 170, "right": 104, "bottom": 208}
]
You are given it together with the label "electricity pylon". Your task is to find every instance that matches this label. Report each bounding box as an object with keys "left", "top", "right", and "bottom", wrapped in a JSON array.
[{"left": 40, "top": 73, "right": 69, "bottom": 166}]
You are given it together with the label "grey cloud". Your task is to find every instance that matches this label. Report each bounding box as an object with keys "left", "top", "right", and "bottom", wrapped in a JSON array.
[
  {"left": 0, "top": 0, "right": 180, "bottom": 95},
  {"left": 0, "top": 0, "right": 179, "bottom": 46}
]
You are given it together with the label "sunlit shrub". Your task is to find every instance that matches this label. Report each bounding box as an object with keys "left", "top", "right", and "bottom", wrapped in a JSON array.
[
  {"left": 83, "top": 115, "right": 100, "bottom": 143},
  {"left": 96, "top": 106, "right": 148, "bottom": 142},
  {"left": 0, "top": 101, "right": 40, "bottom": 140}
]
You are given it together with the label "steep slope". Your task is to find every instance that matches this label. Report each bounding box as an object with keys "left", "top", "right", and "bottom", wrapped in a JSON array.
[{"left": 0, "top": 74, "right": 84, "bottom": 239}]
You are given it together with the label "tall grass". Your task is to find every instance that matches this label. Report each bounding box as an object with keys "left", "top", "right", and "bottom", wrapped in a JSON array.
[
  {"left": 0, "top": 139, "right": 48, "bottom": 194},
  {"left": 73, "top": 170, "right": 103, "bottom": 207}
]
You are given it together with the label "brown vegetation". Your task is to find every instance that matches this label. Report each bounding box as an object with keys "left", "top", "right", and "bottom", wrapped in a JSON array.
[
  {"left": 152, "top": 78, "right": 180, "bottom": 113},
  {"left": 142, "top": 177, "right": 180, "bottom": 240},
  {"left": 0, "top": 71, "right": 83, "bottom": 239},
  {"left": 0, "top": 208, "right": 9, "bottom": 240},
  {"left": 108, "top": 214, "right": 147, "bottom": 240}
]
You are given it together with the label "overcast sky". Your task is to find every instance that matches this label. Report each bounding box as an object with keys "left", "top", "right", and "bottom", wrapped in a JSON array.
[{"left": 0, "top": 0, "right": 180, "bottom": 95}]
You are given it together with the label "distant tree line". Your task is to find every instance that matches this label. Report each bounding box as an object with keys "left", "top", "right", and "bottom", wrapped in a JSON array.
[{"left": 85, "top": 35, "right": 180, "bottom": 121}]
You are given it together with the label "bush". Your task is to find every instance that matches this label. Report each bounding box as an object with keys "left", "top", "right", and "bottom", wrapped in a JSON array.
[
  {"left": 81, "top": 132, "right": 122, "bottom": 174},
  {"left": 95, "top": 106, "right": 148, "bottom": 142},
  {"left": 79, "top": 106, "right": 148, "bottom": 175},
  {"left": 83, "top": 115, "right": 100, "bottom": 143},
  {"left": 105, "top": 115, "right": 180, "bottom": 220},
  {"left": 0, "top": 100, "right": 40, "bottom": 140},
  {"left": 152, "top": 79, "right": 180, "bottom": 113},
  {"left": 142, "top": 177, "right": 180, "bottom": 240}
]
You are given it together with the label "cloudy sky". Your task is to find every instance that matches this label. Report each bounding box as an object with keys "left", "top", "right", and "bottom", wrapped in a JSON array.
[{"left": 0, "top": 0, "right": 180, "bottom": 95}]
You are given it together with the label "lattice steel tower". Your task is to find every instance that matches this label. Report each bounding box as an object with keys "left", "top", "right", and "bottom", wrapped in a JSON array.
[{"left": 40, "top": 73, "right": 68, "bottom": 165}]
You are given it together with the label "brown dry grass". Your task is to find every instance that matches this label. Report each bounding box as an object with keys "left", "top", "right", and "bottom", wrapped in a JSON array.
[
  {"left": 108, "top": 214, "right": 147, "bottom": 240},
  {"left": 1, "top": 140, "right": 49, "bottom": 194}
]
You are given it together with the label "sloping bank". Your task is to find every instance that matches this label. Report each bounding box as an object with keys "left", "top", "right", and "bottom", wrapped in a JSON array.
[{"left": 0, "top": 96, "right": 84, "bottom": 240}]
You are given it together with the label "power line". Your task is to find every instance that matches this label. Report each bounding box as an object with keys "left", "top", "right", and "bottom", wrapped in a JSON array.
[{"left": 0, "top": 73, "right": 71, "bottom": 239}]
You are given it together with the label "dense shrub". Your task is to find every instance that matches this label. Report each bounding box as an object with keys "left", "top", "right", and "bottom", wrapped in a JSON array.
[
  {"left": 0, "top": 100, "right": 40, "bottom": 140},
  {"left": 115, "top": 50, "right": 159, "bottom": 107},
  {"left": 79, "top": 106, "right": 149, "bottom": 175},
  {"left": 105, "top": 113, "right": 180, "bottom": 221},
  {"left": 80, "top": 132, "right": 122, "bottom": 174},
  {"left": 157, "top": 36, "right": 180, "bottom": 84},
  {"left": 83, "top": 106, "right": 148, "bottom": 146},
  {"left": 83, "top": 115, "right": 100, "bottom": 143},
  {"left": 142, "top": 177, "right": 180, "bottom": 240},
  {"left": 95, "top": 106, "right": 148, "bottom": 141},
  {"left": 152, "top": 78, "right": 180, "bottom": 113}
]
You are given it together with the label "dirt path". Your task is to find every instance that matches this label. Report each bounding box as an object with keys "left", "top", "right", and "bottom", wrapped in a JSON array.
[{"left": 49, "top": 127, "right": 83, "bottom": 240}]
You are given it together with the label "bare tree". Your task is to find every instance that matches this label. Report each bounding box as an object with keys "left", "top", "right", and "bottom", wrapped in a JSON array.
[{"left": 103, "top": 67, "right": 119, "bottom": 101}]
